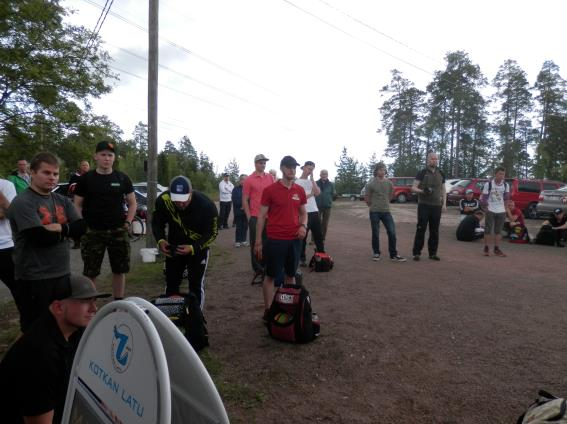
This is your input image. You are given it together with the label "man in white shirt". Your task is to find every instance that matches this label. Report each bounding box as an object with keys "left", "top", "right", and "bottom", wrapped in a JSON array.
[
  {"left": 218, "top": 173, "right": 234, "bottom": 230},
  {"left": 480, "top": 166, "right": 509, "bottom": 257},
  {"left": 0, "top": 178, "right": 17, "bottom": 303},
  {"left": 295, "top": 161, "right": 326, "bottom": 265}
]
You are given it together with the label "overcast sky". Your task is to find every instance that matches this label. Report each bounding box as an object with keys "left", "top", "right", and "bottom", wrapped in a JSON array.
[{"left": 62, "top": 0, "right": 567, "bottom": 178}]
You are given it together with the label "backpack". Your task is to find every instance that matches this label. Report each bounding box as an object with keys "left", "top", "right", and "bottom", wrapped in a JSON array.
[
  {"left": 517, "top": 390, "right": 567, "bottom": 424},
  {"left": 150, "top": 293, "right": 209, "bottom": 351},
  {"left": 267, "top": 284, "right": 320, "bottom": 343},
  {"left": 309, "top": 252, "right": 334, "bottom": 272},
  {"left": 509, "top": 224, "right": 530, "bottom": 244},
  {"left": 535, "top": 225, "right": 555, "bottom": 246}
]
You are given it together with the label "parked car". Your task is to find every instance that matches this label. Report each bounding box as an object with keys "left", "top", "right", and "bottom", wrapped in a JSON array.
[
  {"left": 444, "top": 179, "right": 461, "bottom": 194},
  {"left": 360, "top": 177, "right": 417, "bottom": 203},
  {"left": 537, "top": 186, "right": 567, "bottom": 218},
  {"left": 52, "top": 182, "right": 70, "bottom": 196},
  {"left": 505, "top": 178, "right": 564, "bottom": 219},
  {"left": 132, "top": 182, "right": 167, "bottom": 196},
  {"left": 447, "top": 178, "right": 488, "bottom": 205}
]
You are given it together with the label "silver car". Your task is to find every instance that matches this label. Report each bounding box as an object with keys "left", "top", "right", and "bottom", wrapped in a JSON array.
[{"left": 536, "top": 185, "right": 567, "bottom": 217}]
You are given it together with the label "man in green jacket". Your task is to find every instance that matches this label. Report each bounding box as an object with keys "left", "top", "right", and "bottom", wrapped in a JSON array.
[
  {"left": 315, "top": 169, "right": 335, "bottom": 242},
  {"left": 7, "top": 159, "right": 31, "bottom": 194}
]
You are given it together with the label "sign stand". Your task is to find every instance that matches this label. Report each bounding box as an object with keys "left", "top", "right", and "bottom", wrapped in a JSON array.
[{"left": 61, "top": 298, "right": 229, "bottom": 424}]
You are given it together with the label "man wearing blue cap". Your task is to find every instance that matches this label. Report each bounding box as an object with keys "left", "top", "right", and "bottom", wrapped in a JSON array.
[{"left": 152, "top": 176, "right": 218, "bottom": 309}]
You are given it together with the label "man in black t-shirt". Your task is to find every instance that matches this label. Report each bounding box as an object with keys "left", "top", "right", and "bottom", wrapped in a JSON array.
[
  {"left": 541, "top": 208, "right": 567, "bottom": 247},
  {"left": 459, "top": 189, "right": 480, "bottom": 221},
  {"left": 456, "top": 210, "right": 485, "bottom": 241},
  {"left": 74, "top": 141, "right": 136, "bottom": 299},
  {"left": 152, "top": 176, "right": 218, "bottom": 309},
  {"left": 0, "top": 275, "right": 109, "bottom": 423}
]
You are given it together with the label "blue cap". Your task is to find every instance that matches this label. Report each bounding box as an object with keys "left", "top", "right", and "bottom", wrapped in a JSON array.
[{"left": 169, "top": 176, "right": 192, "bottom": 202}]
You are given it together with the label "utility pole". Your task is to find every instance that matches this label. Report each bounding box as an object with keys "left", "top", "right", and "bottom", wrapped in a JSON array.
[{"left": 146, "top": 0, "right": 159, "bottom": 247}]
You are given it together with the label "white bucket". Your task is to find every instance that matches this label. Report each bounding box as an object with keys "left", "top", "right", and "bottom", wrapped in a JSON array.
[{"left": 140, "top": 248, "right": 158, "bottom": 263}]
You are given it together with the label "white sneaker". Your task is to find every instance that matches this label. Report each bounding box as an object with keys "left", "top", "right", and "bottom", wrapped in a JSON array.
[
  {"left": 372, "top": 254, "right": 380, "bottom": 261},
  {"left": 390, "top": 255, "right": 407, "bottom": 262},
  {"left": 241, "top": 241, "right": 249, "bottom": 246},
  {"left": 234, "top": 242, "right": 241, "bottom": 247}
]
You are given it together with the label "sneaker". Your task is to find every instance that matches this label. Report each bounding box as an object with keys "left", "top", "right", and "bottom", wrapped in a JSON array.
[
  {"left": 390, "top": 255, "right": 407, "bottom": 262},
  {"left": 251, "top": 271, "right": 264, "bottom": 285},
  {"left": 483, "top": 246, "right": 490, "bottom": 256},
  {"left": 494, "top": 247, "right": 506, "bottom": 257},
  {"left": 241, "top": 241, "right": 249, "bottom": 247},
  {"left": 372, "top": 253, "right": 381, "bottom": 261},
  {"left": 234, "top": 242, "right": 241, "bottom": 247},
  {"left": 429, "top": 255, "right": 441, "bottom": 261},
  {"left": 262, "top": 309, "right": 269, "bottom": 325},
  {"left": 413, "top": 255, "right": 420, "bottom": 261}
]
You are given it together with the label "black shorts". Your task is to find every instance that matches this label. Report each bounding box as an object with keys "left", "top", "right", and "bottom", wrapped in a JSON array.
[{"left": 265, "top": 238, "right": 301, "bottom": 278}]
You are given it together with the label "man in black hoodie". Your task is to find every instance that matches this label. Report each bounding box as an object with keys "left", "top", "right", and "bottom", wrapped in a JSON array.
[{"left": 152, "top": 176, "right": 218, "bottom": 309}]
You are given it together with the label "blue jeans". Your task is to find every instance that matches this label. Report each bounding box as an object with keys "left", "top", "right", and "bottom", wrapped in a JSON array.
[{"left": 369, "top": 211, "right": 397, "bottom": 257}]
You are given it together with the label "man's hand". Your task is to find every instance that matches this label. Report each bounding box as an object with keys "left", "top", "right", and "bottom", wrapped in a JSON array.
[
  {"left": 176, "top": 245, "right": 194, "bottom": 256},
  {"left": 158, "top": 240, "right": 169, "bottom": 255},
  {"left": 254, "top": 242, "right": 262, "bottom": 261},
  {"left": 297, "top": 225, "right": 307, "bottom": 239},
  {"left": 44, "top": 223, "right": 62, "bottom": 232}
]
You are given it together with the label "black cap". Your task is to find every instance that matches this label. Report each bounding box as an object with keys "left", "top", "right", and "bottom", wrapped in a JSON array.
[
  {"left": 222, "top": 173, "right": 229, "bottom": 177},
  {"left": 301, "top": 161, "right": 315, "bottom": 169},
  {"left": 55, "top": 275, "right": 111, "bottom": 300},
  {"left": 554, "top": 208, "right": 563, "bottom": 214},
  {"left": 95, "top": 141, "right": 116, "bottom": 154},
  {"left": 280, "top": 155, "right": 300, "bottom": 168}
]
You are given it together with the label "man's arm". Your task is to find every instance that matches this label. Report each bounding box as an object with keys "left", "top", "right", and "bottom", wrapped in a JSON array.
[
  {"left": 74, "top": 194, "right": 84, "bottom": 216},
  {"left": 254, "top": 205, "right": 269, "bottom": 260},
  {"left": 124, "top": 192, "right": 137, "bottom": 225},
  {"left": 311, "top": 177, "right": 321, "bottom": 196},
  {"left": 441, "top": 184, "right": 446, "bottom": 209},
  {"left": 411, "top": 179, "right": 423, "bottom": 194},
  {"left": 297, "top": 204, "right": 307, "bottom": 239},
  {"left": 190, "top": 200, "right": 219, "bottom": 253},
  {"left": 242, "top": 191, "right": 251, "bottom": 220},
  {"left": 24, "top": 411, "right": 54, "bottom": 424}
]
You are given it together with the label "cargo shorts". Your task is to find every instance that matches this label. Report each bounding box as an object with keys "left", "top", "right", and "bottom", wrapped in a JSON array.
[{"left": 81, "top": 227, "right": 130, "bottom": 277}]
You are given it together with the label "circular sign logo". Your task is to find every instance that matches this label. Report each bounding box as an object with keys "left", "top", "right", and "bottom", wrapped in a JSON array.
[{"left": 111, "top": 324, "right": 133, "bottom": 373}]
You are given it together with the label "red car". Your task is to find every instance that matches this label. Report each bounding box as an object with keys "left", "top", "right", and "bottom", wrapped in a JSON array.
[
  {"left": 505, "top": 178, "right": 564, "bottom": 218},
  {"left": 447, "top": 178, "right": 488, "bottom": 205}
]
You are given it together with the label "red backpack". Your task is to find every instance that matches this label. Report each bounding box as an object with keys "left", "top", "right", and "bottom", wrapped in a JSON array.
[
  {"left": 309, "top": 252, "right": 334, "bottom": 272},
  {"left": 266, "top": 285, "right": 320, "bottom": 343}
]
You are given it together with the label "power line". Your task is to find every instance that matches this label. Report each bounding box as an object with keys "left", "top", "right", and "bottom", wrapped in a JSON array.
[
  {"left": 81, "top": 0, "right": 279, "bottom": 96},
  {"left": 314, "top": 0, "right": 441, "bottom": 66},
  {"left": 109, "top": 65, "right": 229, "bottom": 109},
  {"left": 280, "top": 0, "right": 435, "bottom": 77},
  {"left": 107, "top": 43, "right": 274, "bottom": 113}
]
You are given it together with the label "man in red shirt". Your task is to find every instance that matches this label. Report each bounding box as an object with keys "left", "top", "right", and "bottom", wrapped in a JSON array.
[
  {"left": 243, "top": 154, "right": 275, "bottom": 284},
  {"left": 255, "top": 156, "right": 308, "bottom": 316}
]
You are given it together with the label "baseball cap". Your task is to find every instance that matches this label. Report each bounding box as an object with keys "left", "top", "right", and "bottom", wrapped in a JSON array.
[
  {"left": 301, "top": 160, "right": 315, "bottom": 169},
  {"left": 169, "top": 175, "right": 192, "bottom": 202},
  {"left": 554, "top": 208, "right": 563, "bottom": 214},
  {"left": 465, "top": 189, "right": 474, "bottom": 194},
  {"left": 55, "top": 275, "right": 111, "bottom": 300},
  {"left": 254, "top": 154, "right": 269, "bottom": 162},
  {"left": 280, "top": 155, "right": 300, "bottom": 167},
  {"left": 95, "top": 141, "right": 116, "bottom": 153}
]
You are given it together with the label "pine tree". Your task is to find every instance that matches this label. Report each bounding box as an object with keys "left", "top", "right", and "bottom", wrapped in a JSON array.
[
  {"left": 223, "top": 158, "right": 240, "bottom": 184},
  {"left": 334, "top": 147, "right": 365, "bottom": 195}
]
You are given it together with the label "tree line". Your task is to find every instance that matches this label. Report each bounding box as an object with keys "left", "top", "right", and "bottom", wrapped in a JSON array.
[{"left": 378, "top": 51, "right": 567, "bottom": 182}]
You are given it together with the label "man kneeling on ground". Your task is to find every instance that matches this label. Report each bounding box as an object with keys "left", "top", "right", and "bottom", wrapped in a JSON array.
[
  {"left": 0, "top": 275, "right": 110, "bottom": 423},
  {"left": 456, "top": 210, "right": 485, "bottom": 242},
  {"left": 540, "top": 208, "right": 567, "bottom": 247}
]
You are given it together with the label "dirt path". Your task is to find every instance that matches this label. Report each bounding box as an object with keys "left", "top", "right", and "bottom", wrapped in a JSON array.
[{"left": 205, "top": 202, "right": 567, "bottom": 423}]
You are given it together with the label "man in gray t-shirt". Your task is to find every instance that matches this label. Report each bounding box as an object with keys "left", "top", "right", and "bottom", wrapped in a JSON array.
[
  {"left": 364, "top": 163, "right": 406, "bottom": 262},
  {"left": 8, "top": 152, "right": 85, "bottom": 331}
]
